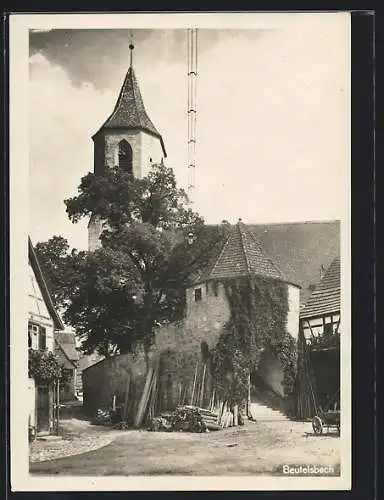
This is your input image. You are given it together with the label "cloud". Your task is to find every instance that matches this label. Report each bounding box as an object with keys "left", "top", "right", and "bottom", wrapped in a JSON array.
[
  {"left": 29, "top": 24, "right": 349, "bottom": 250},
  {"left": 29, "top": 53, "right": 116, "bottom": 249}
]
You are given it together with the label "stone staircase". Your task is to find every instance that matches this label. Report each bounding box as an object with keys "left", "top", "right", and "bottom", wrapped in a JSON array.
[
  {"left": 249, "top": 399, "right": 289, "bottom": 422},
  {"left": 248, "top": 381, "right": 290, "bottom": 422}
]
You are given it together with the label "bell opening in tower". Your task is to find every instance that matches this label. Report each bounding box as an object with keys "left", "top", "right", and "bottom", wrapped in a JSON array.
[{"left": 118, "top": 139, "right": 133, "bottom": 174}]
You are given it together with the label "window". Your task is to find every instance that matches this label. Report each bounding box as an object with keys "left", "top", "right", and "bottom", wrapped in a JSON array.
[
  {"left": 38, "top": 326, "right": 47, "bottom": 350},
  {"left": 194, "top": 288, "right": 202, "bottom": 302},
  {"left": 28, "top": 322, "right": 39, "bottom": 349},
  {"left": 118, "top": 139, "right": 133, "bottom": 174}
]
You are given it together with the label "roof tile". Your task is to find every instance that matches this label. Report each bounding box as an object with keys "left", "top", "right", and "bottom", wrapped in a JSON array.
[
  {"left": 94, "top": 66, "right": 166, "bottom": 156},
  {"left": 300, "top": 257, "right": 340, "bottom": 318},
  {"left": 198, "top": 221, "right": 287, "bottom": 283}
]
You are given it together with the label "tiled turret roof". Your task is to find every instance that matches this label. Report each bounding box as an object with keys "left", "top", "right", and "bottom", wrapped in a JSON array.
[
  {"left": 93, "top": 65, "right": 167, "bottom": 157},
  {"left": 194, "top": 220, "right": 295, "bottom": 285},
  {"left": 300, "top": 257, "right": 340, "bottom": 319}
]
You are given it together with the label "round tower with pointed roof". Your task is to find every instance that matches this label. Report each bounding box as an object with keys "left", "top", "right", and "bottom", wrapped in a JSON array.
[
  {"left": 88, "top": 42, "right": 167, "bottom": 251},
  {"left": 182, "top": 220, "right": 301, "bottom": 398}
]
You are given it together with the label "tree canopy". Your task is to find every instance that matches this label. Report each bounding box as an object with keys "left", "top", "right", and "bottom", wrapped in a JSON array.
[
  {"left": 35, "top": 236, "right": 86, "bottom": 311},
  {"left": 35, "top": 163, "right": 229, "bottom": 358}
]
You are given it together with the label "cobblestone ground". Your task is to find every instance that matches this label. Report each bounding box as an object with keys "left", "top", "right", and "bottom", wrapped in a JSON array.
[{"left": 29, "top": 418, "right": 127, "bottom": 463}]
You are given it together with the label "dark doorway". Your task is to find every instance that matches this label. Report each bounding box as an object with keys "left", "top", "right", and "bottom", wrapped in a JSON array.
[{"left": 36, "top": 386, "right": 50, "bottom": 433}]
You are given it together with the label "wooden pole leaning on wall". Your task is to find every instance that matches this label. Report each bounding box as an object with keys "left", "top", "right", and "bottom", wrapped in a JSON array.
[
  {"left": 190, "top": 362, "right": 198, "bottom": 405},
  {"left": 199, "top": 363, "right": 207, "bottom": 408},
  {"left": 247, "top": 370, "right": 251, "bottom": 417},
  {"left": 233, "top": 405, "right": 239, "bottom": 426},
  {"left": 148, "top": 362, "right": 159, "bottom": 422},
  {"left": 134, "top": 362, "right": 155, "bottom": 428},
  {"left": 122, "top": 372, "right": 131, "bottom": 422},
  {"left": 56, "top": 379, "right": 60, "bottom": 432},
  {"left": 212, "top": 390, "right": 216, "bottom": 412}
]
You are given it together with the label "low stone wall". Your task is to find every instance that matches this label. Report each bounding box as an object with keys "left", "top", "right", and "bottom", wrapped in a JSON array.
[
  {"left": 82, "top": 352, "right": 147, "bottom": 420},
  {"left": 82, "top": 322, "right": 213, "bottom": 421}
]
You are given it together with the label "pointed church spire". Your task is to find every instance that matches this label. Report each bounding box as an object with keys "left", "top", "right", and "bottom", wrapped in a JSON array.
[{"left": 92, "top": 38, "right": 167, "bottom": 157}]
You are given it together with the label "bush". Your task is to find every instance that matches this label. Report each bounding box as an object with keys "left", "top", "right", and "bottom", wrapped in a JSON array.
[
  {"left": 92, "top": 404, "right": 124, "bottom": 426},
  {"left": 168, "top": 406, "right": 206, "bottom": 433},
  {"left": 28, "top": 348, "right": 63, "bottom": 384}
]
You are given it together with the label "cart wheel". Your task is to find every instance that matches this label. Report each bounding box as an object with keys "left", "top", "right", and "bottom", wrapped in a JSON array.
[{"left": 312, "top": 416, "right": 323, "bottom": 435}]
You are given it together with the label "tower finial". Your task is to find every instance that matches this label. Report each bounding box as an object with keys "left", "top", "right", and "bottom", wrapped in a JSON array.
[{"left": 129, "top": 31, "right": 134, "bottom": 67}]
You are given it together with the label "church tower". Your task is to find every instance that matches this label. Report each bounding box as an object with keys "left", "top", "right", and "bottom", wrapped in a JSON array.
[{"left": 88, "top": 42, "right": 167, "bottom": 251}]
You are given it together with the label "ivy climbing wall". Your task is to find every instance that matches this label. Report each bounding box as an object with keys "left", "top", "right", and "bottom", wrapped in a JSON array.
[{"left": 156, "top": 275, "right": 300, "bottom": 408}]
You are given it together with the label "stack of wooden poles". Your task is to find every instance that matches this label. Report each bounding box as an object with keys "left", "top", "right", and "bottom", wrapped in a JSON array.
[
  {"left": 133, "top": 358, "right": 160, "bottom": 428},
  {"left": 183, "top": 361, "right": 243, "bottom": 429},
  {"left": 296, "top": 330, "right": 319, "bottom": 420},
  {"left": 117, "top": 357, "right": 244, "bottom": 430},
  {"left": 216, "top": 401, "right": 240, "bottom": 429}
]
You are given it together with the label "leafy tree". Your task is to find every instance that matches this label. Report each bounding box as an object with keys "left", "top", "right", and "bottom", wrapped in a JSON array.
[
  {"left": 35, "top": 236, "right": 86, "bottom": 310},
  {"left": 63, "top": 164, "right": 229, "bottom": 358},
  {"left": 63, "top": 247, "right": 141, "bottom": 357}
]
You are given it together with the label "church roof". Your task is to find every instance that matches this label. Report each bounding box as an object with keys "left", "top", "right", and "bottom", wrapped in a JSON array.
[
  {"left": 93, "top": 65, "right": 167, "bottom": 157},
  {"left": 300, "top": 256, "right": 340, "bottom": 319},
  {"left": 193, "top": 220, "right": 294, "bottom": 285}
]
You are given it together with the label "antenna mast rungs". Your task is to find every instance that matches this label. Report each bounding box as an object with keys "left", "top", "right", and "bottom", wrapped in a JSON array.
[{"left": 187, "top": 28, "right": 198, "bottom": 203}]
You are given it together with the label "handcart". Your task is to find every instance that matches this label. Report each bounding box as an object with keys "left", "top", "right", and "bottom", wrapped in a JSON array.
[{"left": 311, "top": 389, "right": 340, "bottom": 435}]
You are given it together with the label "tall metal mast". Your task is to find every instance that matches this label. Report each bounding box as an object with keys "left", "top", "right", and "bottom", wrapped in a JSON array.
[{"left": 187, "top": 28, "right": 198, "bottom": 203}]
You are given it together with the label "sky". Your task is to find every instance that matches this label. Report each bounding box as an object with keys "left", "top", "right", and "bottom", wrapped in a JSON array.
[{"left": 29, "top": 18, "right": 350, "bottom": 250}]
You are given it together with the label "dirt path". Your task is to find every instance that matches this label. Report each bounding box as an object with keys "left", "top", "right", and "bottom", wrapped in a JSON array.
[{"left": 30, "top": 419, "right": 340, "bottom": 476}]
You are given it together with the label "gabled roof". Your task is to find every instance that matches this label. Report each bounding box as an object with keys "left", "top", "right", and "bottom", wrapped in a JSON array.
[
  {"left": 54, "top": 339, "right": 77, "bottom": 369},
  {"left": 78, "top": 352, "right": 105, "bottom": 372},
  {"left": 93, "top": 65, "right": 167, "bottom": 157},
  {"left": 55, "top": 331, "right": 79, "bottom": 362},
  {"left": 247, "top": 221, "right": 340, "bottom": 304},
  {"left": 28, "top": 236, "right": 64, "bottom": 331},
  {"left": 194, "top": 220, "right": 295, "bottom": 285},
  {"left": 300, "top": 256, "right": 340, "bottom": 319}
]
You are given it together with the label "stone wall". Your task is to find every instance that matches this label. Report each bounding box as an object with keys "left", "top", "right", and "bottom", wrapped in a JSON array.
[
  {"left": 88, "top": 215, "right": 103, "bottom": 252},
  {"left": 287, "top": 284, "right": 301, "bottom": 340},
  {"left": 82, "top": 353, "right": 147, "bottom": 418},
  {"left": 93, "top": 129, "right": 163, "bottom": 178},
  {"left": 83, "top": 277, "right": 301, "bottom": 416},
  {"left": 184, "top": 281, "right": 231, "bottom": 348},
  {"left": 140, "top": 132, "right": 164, "bottom": 176},
  {"left": 89, "top": 130, "right": 164, "bottom": 251}
]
